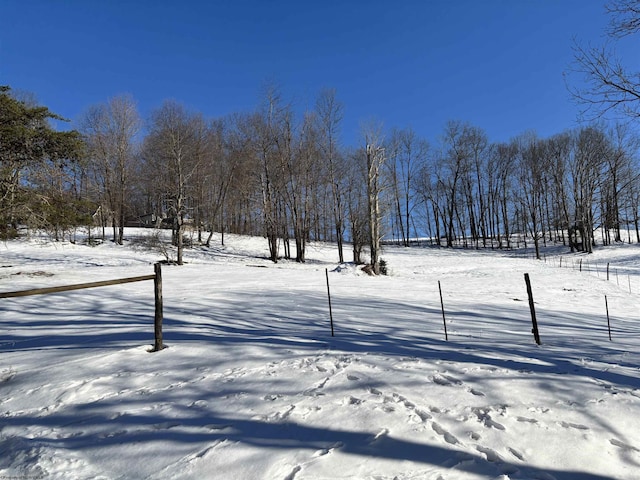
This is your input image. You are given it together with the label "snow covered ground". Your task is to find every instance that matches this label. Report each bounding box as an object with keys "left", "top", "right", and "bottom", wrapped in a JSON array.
[{"left": 1, "top": 230, "right": 639, "bottom": 480}]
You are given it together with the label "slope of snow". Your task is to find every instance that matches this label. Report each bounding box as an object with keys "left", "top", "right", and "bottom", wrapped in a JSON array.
[{"left": 1, "top": 231, "right": 639, "bottom": 480}]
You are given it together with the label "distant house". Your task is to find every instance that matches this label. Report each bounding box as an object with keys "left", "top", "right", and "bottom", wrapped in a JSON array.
[{"left": 125, "top": 213, "right": 160, "bottom": 228}]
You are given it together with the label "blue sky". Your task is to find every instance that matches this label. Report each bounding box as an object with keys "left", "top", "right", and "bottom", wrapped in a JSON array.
[{"left": 0, "top": 0, "right": 631, "bottom": 146}]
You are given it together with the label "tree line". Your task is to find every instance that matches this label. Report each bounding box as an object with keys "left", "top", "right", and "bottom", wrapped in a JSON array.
[{"left": 2, "top": 83, "right": 640, "bottom": 268}]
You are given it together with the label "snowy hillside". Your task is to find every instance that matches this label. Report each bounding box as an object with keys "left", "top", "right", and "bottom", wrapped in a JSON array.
[{"left": 1, "top": 231, "right": 639, "bottom": 480}]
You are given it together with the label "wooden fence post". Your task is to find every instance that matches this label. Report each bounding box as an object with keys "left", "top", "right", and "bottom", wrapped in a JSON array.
[
  {"left": 153, "top": 262, "right": 165, "bottom": 351},
  {"left": 524, "top": 273, "right": 541, "bottom": 345},
  {"left": 438, "top": 280, "right": 448, "bottom": 341},
  {"left": 325, "top": 269, "right": 334, "bottom": 337},
  {"left": 605, "top": 295, "right": 612, "bottom": 341}
]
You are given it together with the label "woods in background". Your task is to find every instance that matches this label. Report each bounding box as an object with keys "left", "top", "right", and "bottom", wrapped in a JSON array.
[{"left": 3, "top": 83, "right": 640, "bottom": 267}]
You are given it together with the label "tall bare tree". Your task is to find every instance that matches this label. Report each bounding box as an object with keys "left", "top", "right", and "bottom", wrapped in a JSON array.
[
  {"left": 363, "top": 121, "right": 386, "bottom": 274},
  {"left": 438, "top": 121, "right": 474, "bottom": 247},
  {"left": 515, "top": 133, "right": 547, "bottom": 259},
  {"left": 81, "top": 94, "right": 140, "bottom": 244},
  {"left": 143, "top": 101, "right": 204, "bottom": 265},
  {"left": 386, "top": 128, "right": 429, "bottom": 246},
  {"left": 315, "top": 89, "right": 346, "bottom": 262},
  {"left": 544, "top": 133, "right": 574, "bottom": 248},
  {"left": 600, "top": 123, "right": 640, "bottom": 244},
  {"left": 250, "top": 86, "right": 287, "bottom": 262},
  {"left": 202, "top": 116, "right": 241, "bottom": 247},
  {"left": 344, "top": 147, "right": 369, "bottom": 264},
  {"left": 570, "top": 126, "right": 610, "bottom": 253}
]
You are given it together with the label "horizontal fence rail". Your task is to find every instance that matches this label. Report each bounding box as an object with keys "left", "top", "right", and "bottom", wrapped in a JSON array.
[
  {"left": 0, "top": 274, "right": 155, "bottom": 299},
  {"left": 0, "top": 263, "right": 164, "bottom": 352}
]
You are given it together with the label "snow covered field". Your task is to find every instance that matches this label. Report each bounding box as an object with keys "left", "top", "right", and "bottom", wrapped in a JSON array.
[{"left": 1, "top": 230, "right": 639, "bottom": 480}]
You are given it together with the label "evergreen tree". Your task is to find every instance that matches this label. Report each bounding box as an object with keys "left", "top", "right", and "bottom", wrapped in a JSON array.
[{"left": 0, "top": 85, "right": 84, "bottom": 237}]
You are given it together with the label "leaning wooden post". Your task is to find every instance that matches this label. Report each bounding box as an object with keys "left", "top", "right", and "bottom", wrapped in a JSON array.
[
  {"left": 153, "top": 262, "right": 165, "bottom": 351},
  {"left": 325, "top": 269, "right": 335, "bottom": 337},
  {"left": 524, "top": 273, "right": 541, "bottom": 345},
  {"left": 438, "top": 280, "right": 448, "bottom": 341},
  {"left": 605, "top": 295, "right": 612, "bottom": 341}
]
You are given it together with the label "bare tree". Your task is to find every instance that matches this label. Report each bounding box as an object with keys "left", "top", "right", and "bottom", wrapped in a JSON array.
[
  {"left": 250, "top": 86, "right": 287, "bottom": 262},
  {"left": 600, "top": 124, "right": 634, "bottom": 243},
  {"left": 414, "top": 155, "right": 445, "bottom": 246},
  {"left": 545, "top": 133, "right": 574, "bottom": 248},
  {"left": 344, "top": 147, "right": 369, "bottom": 264},
  {"left": 386, "top": 128, "right": 429, "bottom": 246},
  {"left": 80, "top": 94, "right": 140, "bottom": 244},
  {"left": 363, "top": 121, "right": 386, "bottom": 274},
  {"left": 288, "top": 111, "right": 321, "bottom": 262},
  {"left": 202, "top": 117, "right": 239, "bottom": 247},
  {"left": 515, "top": 133, "right": 547, "bottom": 259},
  {"left": 224, "top": 113, "right": 262, "bottom": 238},
  {"left": 459, "top": 125, "right": 489, "bottom": 248},
  {"left": 143, "top": 101, "right": 204, "bottom": 265},
  {"left": 274, "top": 105, "right": 313, "bottom": 263},
  {"left": 487, "top": 142, "right": 517, "bottom": 249},
  {"left": 315, "top": 89, "right": 346, "bottom": 262},
  {"left": 570, "top": 126, "right": 610, "bottom": 253},
  {"left": 438, "top": 121, "right": 475, "bottom": 247}
]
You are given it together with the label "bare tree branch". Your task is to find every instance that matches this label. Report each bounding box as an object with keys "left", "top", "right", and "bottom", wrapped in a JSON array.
[
  {"left": 569, "top": 41, "right": 640, "bottom": 121},
  {"left": 568, "top": 1, "right": 640, "bottom": 121},
  {"left": 606, "top": 0, "right": 640, "bottom": 38}
]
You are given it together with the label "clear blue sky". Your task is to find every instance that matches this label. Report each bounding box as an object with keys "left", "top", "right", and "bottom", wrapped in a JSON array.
[{"left": 0, "top": 0, "right": 631, "bottom": 146}]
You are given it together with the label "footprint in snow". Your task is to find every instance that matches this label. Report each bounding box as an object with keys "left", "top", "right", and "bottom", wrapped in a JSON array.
[
  {"left": 432, "top": 373, "right": 463, "bottom": 386},
  {"left": 469, "top": 431, "right": 481, "bottom": 441},
  {"left": 414, "top": 409, "right": 432, "bottom": 422},
  {"left": 516, "top": 416, "right": 538, "bottom": 424},
  {"left": 475, "top": 445, "right": 503, "bottom": 463},
  {"left": 392, "top": 392, "right": 415, "bottom": 409},
  {"left": 472, "top": 407, "right": 506, "bottom": 431},
  {"left": 431, "top": 422, "right": 459, "bottom": 445},
  {"left": 558, "top": 421, "right": 589, "bottom": 431},
  {"left": 509, "top": 447, "right": 525, "bottom": 461},
  {"left": 610, "top": 439, "right": 640, "bottom": 452}
]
